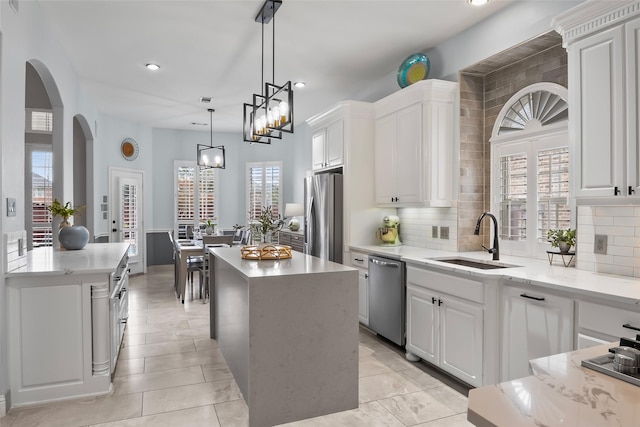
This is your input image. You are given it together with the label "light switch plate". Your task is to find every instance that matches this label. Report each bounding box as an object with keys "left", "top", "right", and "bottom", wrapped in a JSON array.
[
  {"left": 594, "top": 234, "right": 607, "bottom": 254},
  {"left": 432, "top": 226, "right": 438, "bottom": 239},
  {"left": 440, "top": 226, "right": 449, "bottom": 240}
]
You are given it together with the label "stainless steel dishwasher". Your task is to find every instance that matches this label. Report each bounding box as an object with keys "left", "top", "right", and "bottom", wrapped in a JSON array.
[{"left": 368, "top": 255, "right": 406, "bottom": 346}]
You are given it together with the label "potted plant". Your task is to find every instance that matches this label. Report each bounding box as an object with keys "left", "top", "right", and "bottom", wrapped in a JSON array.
[
  {"left": 547, "top": 228, "right": 576, "bottom": 254},
  {"left": 251, "top": 206, "right": 284, "bottom": 245},
  {"left": 47, "top": 199, "right": 89, "bottom": 250},
  {"left": 47, "top": 199, "right": 83, "bottom": 228},
  {"left": 202, "top": 217, "right": 217, "bottom": 235}
]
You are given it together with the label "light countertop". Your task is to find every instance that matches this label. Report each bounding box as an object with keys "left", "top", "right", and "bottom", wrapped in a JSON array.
[
  {"left": 209, "top": 246, "right": 355, "bottom": 279},
  {"left": 6, "top": 243, "right": 130, "bottom": 277},
  {"left": 467, "top": 343, "right": 640, "bottom": 427},
  {"left": 350, "top": 244, "right": 640, "bottom": 305}
]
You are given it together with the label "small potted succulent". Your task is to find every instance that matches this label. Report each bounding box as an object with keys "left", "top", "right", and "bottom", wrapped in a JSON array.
[
  {"left": 47, "top": 199, "right": 89, "bottom": 250},
  {"left": 547, "top": 228, "right": 576, "bottom": 254}
]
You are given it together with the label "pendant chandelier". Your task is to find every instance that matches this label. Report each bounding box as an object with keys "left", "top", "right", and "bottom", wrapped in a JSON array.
[
  {"left": 198, "top": 108, "right": 225, "bottom": 169},
  {"left": 243, "top": 0, "right": 294, "bottom": 144}
]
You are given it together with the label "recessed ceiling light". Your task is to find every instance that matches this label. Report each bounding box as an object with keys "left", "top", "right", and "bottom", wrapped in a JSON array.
[
  {"left": 191, "top": 122, "right": 207, "bottom": 126},
  {"left": 468, "top": 0, "right": 489, "bottom": 5},
  {"left": 200, "top": 96, "right": 212, "bottom": 103},
  {"left": 294, "top": 82, "right": 306, "bottom": 88},
  {"left": 145, "top": 63, "right": 160, "bottom": 71}
]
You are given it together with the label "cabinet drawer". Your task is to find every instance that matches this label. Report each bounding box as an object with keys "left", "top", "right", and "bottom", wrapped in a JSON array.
[
  {"left": 579, "top": 301, "right": 640, "bottom": 338},
  {"left": 278, "top": 234, "right": 291, "bottom": 245},
  {"left": 350, "top": 252, "right": 369, "bottom": 269},
  {"left": 407, "top": 266, "right": 483, "bottom": 303},
  {"left": 288, "top": 234, "right": 303, "bottom": 252}
]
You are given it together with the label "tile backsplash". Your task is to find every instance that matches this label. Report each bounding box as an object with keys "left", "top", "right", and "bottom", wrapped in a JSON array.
[
  {"left": 397, "top": 207, "right": 458, "bottom": 251},
  {"left": 576, "top": 206, "right": 640, "bottom": 278}
]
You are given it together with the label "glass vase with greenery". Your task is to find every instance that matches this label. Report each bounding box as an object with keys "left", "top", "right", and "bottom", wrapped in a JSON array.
[{"left": 252, "top": 206, "right": 284, "bottom": 244}]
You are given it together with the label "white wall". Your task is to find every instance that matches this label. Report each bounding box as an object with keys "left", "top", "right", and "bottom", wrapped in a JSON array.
[{"left": 150, "top": 127, "right": 305, "bottom": 231}]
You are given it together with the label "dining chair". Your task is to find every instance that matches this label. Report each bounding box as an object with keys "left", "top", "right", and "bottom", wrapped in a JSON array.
[
  {"left": 232, "top": 228, "right": 243, "bottom": 245},
  {"left": 240, "top": 229, "right": 252, "bottom": 245}
]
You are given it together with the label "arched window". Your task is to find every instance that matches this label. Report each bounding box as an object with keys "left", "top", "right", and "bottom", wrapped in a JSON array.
[{"left": 491, "top": 83, "right": 570, "bottom": 258}]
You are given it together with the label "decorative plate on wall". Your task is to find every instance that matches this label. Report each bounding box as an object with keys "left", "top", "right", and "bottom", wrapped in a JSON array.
[
  {"left": 121, "top": 137, "right": 139, "bottom": 161},
  {"left": 397, "top": 53, "right": 431, "bottom": 88}
]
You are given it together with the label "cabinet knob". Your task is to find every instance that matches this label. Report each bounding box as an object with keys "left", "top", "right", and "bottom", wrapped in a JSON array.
[
  {"left": 615, "top": 186, "right": 621, "bottom": 195},
  {"left": 629, "top": 186, "right": 636, "bottom": 195},
  {"left": 431, "top": 297, "right": 436, "bottom": 304},
  {"left": 438, "top": 299, "right": 443, "bottom": 306},
  {"left": 364, "top": 273, "right": 368, "bottom": 279}
]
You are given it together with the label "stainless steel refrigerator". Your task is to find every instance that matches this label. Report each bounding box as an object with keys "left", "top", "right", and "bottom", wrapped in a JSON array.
[{"left": 304, "top": 174, "right": 343, "bottom": 263}]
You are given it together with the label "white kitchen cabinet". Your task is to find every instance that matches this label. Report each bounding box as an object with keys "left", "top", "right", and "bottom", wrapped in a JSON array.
[
  {"left": 374, "top": 103, "right": 422, "bottom": 205},
  {"left": 406, "top": 266, "right": 484, "bottom": 387},
  {"left": 350, "top": 251, "right": 370, "bottom": 325},
  {"left": 501, "top": 284, "right": 574, "bottom": 381},
  {"left": 311, "top": 119, "right": 344, "bottom": 171},
  {"left": 373, "top": 79, "right": 457, "bottom": 207},
  {"left": 6, "top": 243, "right": 130, "bottom": 407},
  {"left": 577, "top": 300, "right": 640, "bottom": 349},
  {"left": 555, "top": 4, "right": 640, "bottom": 199}
]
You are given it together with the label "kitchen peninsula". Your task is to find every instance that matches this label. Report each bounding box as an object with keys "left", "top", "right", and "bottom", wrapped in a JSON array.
[
  {"left": 5, "top": 243, "right": 130, "bottom": 407},
  {"left": 209, "top": 247, "right": 359, "bottom": 427},
  {"left": 468, "top": 343, "right": 640, "bottom": 427}
]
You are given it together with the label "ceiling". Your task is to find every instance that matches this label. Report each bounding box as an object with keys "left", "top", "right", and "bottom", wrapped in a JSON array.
[{"left": 37, "top": 0, "right": 515, "bottom": 133}]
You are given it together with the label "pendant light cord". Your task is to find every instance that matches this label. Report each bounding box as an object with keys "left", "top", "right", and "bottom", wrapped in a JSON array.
[
  {"left": 209, "top": 108, "right": 214, "bottom": 147},
  {"left": 272, "top": 1, "right": 275, "bottom": 85}
]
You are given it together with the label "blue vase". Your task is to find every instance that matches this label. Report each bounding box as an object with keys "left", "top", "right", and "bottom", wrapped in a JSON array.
[{"left": 59, "top": 225, "right": 90, "bottom": 250}]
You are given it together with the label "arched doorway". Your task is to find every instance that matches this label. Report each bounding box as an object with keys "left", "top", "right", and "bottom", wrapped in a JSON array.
[
  {"left": 73, "top": 114, "right": 94, "bottom": 237},
  {"left": 24, "top": 60, "right": 64, "bottom": 249}
]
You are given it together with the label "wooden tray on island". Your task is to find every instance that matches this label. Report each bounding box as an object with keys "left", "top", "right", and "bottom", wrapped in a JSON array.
[{"left": 240, "top": 244, "right": 293, "bottom": 260}]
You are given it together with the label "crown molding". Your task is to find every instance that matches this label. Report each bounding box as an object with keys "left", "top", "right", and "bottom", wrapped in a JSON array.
[{"left": 552, "top": 0, "right": 640, "bottom": 47}]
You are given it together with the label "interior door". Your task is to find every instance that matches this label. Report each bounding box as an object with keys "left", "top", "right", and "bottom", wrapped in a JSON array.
[{"left": 110, "top": 169, "right": 144, "bottom": 274}]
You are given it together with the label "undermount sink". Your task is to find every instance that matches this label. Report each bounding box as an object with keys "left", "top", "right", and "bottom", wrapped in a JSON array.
[{"left": 429, "top": 257, "right": 520, "bottom": 270}]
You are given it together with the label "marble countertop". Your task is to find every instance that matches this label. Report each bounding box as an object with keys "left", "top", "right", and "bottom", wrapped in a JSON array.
[
  {"left": 6, "top": 243, "right": 130, "bottom": 277},
  {"left": 467, "top": 343, "right": 640, "bottom": 427},
  {"left": 350, "top": 244, "right": 640, "bottom": 305},
  {"left": 210, "top": 246, "right": 355, "bottom": 279}
]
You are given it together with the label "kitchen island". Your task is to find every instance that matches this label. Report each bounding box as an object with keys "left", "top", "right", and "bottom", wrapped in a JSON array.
[
  {"left": 467, "top": 342, "right": 640, "bottom": 427},
  {"left": 208, "top": 247, "right": 359, "bottom": 427},
  {"left": 5, "top": 243, "right": 130, "bottom": 408}
]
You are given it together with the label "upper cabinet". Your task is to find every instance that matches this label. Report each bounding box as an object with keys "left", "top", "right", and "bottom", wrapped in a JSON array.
[
  {"left": 373, "top": 80, "right": 457, "bottom": 207},
  {"left": 554, "top": 1, "right": 640, "bottom": 200},
  {"left": 311, "top": 117, "right": 344, "bottom": 171}
]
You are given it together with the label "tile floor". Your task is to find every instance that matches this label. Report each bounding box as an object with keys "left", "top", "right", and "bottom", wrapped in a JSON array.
[{"left": 1, "top": 265, "right": 474, "bottom": 427}]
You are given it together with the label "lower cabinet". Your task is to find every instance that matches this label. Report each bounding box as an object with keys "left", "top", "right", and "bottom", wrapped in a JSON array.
[
  {"left": 350, "top": 251, "right": 369, "bottom": 326},
  {"left": 577, "top": 300, "right": 640, "bottom": 349},
  {"left": 501, "top": 284, "right": 574, "bottom": 381},
  {"left": 406, "top": 284, "right": 484, "bottom": 387},
  {"left": 358, "top": 269, "right": 369, "bottom": 325}
]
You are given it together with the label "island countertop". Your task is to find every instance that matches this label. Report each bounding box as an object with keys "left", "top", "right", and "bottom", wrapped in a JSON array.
[
  {"left": 467, "top": 343, "right": 640, "bottom": 427},
  {"left": 209, "top": 246, "right": 356, "bottom": 278},
  {"left": 6, "top": 242, "right": 130, "bottom": 277}
]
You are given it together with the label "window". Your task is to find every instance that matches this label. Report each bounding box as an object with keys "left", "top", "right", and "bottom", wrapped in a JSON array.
[
  {"left": 27, "top": 146, "right": 53, "bottom": 249},
  {"left": 174, "top": 161, "right": 217, "bottom": 239},
  {"left": 247, "top": 161, "right": 282, "bottom": 220},
  {"left": 26, "top": 108, "right": 53, "bottom": 134},
  {"left": 491, "top": 83, "right": 570, "bottom": 257}
]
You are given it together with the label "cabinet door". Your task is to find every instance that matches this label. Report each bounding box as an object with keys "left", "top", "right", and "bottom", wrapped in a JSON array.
[
  {"left": 439, "top": 295, "right": 483, "bottom": 387},
  {"left": 358, "top": 269, "right": 369, "bottom": 325},
  {"left": 501, "top": 286, "right": 574, "bottom": 381},
  {"left": 626, "top": 18, "right": 640, "bottom": 197},
  {"left": 374, "top": 113, "right": 397, "bottom": 204},
  {"left": 312, "top": 131, "right": 326, "bottom": 170},
  {"left": 394, "top": 103, "right": 422, "bottom": 204},
  {"left": 326, "top": 120, "right": 344, "bottom": 168},
  {"left": 571, "top": 26, "right": 625, "bottom": 197},
  {"left": 406, "top": 284, "right": 439, "bottom": 365}
]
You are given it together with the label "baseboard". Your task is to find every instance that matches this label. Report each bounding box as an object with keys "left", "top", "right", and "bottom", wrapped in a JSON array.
[{"left": 0, "top": 393, "right": 6, "bottom": 417}]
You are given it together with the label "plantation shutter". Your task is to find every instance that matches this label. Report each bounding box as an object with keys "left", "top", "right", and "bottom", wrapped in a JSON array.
[
  {"left": 537, "top": 147, "right": 570, "bottom": 242},
  {"left": 247, "top": 162, "right": 282, "bottom": 220}
]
